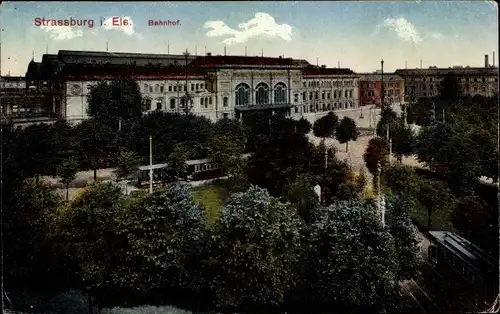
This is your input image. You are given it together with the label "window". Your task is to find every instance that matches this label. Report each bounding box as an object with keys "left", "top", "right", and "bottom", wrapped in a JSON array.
[
  {"left": 170, "top": 98, "right": 176, "bottom": 109},
  {"left": 255, "top": 82, "right": 269, "bottom": 105},
  {"left": 274, "top": 82, "right": 287, "bottom": 104},
  {"left": 183, "top": 85, "right": 186, "bottom": 92},
  {"left": 223, "top": 97, "right": 228, "bottom": 107},
  {"left": 204, "top": 97, "right": 209, "bottom": 108},
  {"left": 327, "top": 92, "right": 331, "bottom": 100},
  {"left": 168, "top": 85, "right": 172, "bottom": 92},
  {"left": 302, "top": 93, "right": 306, "bottom": 101},
  {"left": 200, "top": 83, "right": 204, "bottom": 89},
  {"left": 235, "top": 83, "right": 250, "bottom": 106},
  {"left": 344, "top": 90, "right": 348, "bottom": 98},
  {"left": 209, "top": 97, "right": 213, "bottom": 105},
  {"left": 174, "top": 86, "right": 177, "bottom": 92},
  {"left": 309, "top": 92, "right": 313, "bottom": 101},
  {"left": 149, "top": 85, "right": 153, "bottom": 93},
  {"left": 180, "top": 98, "right": 185, "bottom": 108},
  {"left": 191, "top": 84, "right": 195, "bottom": 91},
  {"left": 145, "top": 98, "right": 152, "bottom": 110},
  {"left": 201, "top": 98, "right": 204, "bottom": 107},
  {"left": 349, "top": 90, "right": 353, "bottom": 98},
  {"left": 315, "top": 91, "right": 319, "bottom": 100},
  {"left": 322, "top": 92, "right": 325, "bottom": 100},
  {"left": 160, "top": 84, "right": 165, "bottom": 93},
  {"left": 155, "top": 84, "right": 159, "bottom": 93},
  {"left": 327, "top": 103, "right": 331, "bottom": 110},
  {"left": 156, "top": 100, "right": 162, "bottom": 110},
  {"left": 294, "top": 93, "right": 299, "bottom": 103}
]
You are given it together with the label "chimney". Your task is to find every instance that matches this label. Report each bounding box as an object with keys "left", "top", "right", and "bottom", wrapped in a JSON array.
[
  {"left": 493, "top": 51, "right": 495, "bottom": 67},
  {"left": 420, "top": 59, "right": 422, "bottom": 69},
  {"left": 224, "top": 47, "right": 226, "bottom": 56},
  {"left": 485, "top": 54, "right": 489, "bottom": 67}
]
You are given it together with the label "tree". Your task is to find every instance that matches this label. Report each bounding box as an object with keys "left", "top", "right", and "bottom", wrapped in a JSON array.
[
  {"left": 385, "top": 195, "right": 422, "bottom": 281},
  {"left": 57, "top": 157, "right": 79, "bottom": 201},
  {"left": 391, "top": 123, "right": 415, "bottom": 162},
  {"left": 207, "top": 186, "right": 303, "bottom": 309},
  {"left": 312, "top": 112, "right": 338, "bottom": 140},
  {"left": 438, "top": 74, "right": 462, "bottom": 105},
  {"left": 87, "top": 78, "right": 144, "bottom": 130},
  {"left": 335, "top": 116, "right": 359, "bottom": 152},
  {"left": 285, "top": 174, "right": 320, "bottom": 222},
  {"left": 75, "top": 119, "right": 118, "bottom": 181},
  {"left": 115, "top": 150, "right": 141, "bottom": 181},
  {"left": 54, "top": 182, "right": 131, "bottom": 308},
  {"left": 415, "top": 178, "right": 456, "bottom": 230},
  {"left": 208, "top": 134, "right": 245, "bottom": 177},
  {"left": 304, "top": 198, "right": 403, "bottom": 312},
  {"left": 363, "top": 137, "right": 389, "bottom": 176},
  {"left": 295, "top": 117, "right": 312, "bottom": 135},
  {"left": 452, "top": 194, "right": 498, "bottom": 256},
  {"left": 167, "top": 143, "right": 191, "bottom": 180},
  {"left": 3, "top": 180, "right": 64, "bottom": 293},
  {"left": 124, "top": 183, "right": 207, "bottom": 299},
  {"left": 376, "top": 106, "right": 398, "bottom": 137}
]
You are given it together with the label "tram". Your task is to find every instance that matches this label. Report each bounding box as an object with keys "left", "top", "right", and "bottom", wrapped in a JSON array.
[
  {"left": 136, "top": 153, "right": 252, "bottom": 187},
  {"left": 427, "top": 231, "right": 499, "bottom": 305}
]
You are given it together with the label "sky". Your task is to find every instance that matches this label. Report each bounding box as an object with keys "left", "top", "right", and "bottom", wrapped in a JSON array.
[{"left": 0, "top": 1, "right": 498, "bottom": 76}]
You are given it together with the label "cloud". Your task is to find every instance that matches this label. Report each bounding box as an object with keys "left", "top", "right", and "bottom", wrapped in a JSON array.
[
  {"left": 204, "top": 12, "right": 293, "bottom": 45},
  {"left": 430, "top": 32, "right": 444, "bottom": 39},
  {"left": 382, "top": 17, "right": 422, "bottom": 43},
  {"left": 101, "top": 16, "right": 141, "bottom": 38},
  {"left": 40, "top": 25, "right": 83, "bottom": 41}
]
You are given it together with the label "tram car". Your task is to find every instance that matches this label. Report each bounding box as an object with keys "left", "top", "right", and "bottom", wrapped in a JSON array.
[
  {"left": 427, "top": 231, "right": 499, "bottom": 305},
  {"left": 136, "top": 153, "right": 252, "bottom": 187}
]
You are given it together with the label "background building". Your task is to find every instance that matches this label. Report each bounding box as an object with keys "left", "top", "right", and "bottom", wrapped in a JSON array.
[
  {"left": 395, "top": 54, "right": 499, "bottom": 102},
  {"left": 358, "top": 73, "right": 405, "bottom": 107},
  {"left": 21, "top": 50, "right": 360, "bottom": 124}
]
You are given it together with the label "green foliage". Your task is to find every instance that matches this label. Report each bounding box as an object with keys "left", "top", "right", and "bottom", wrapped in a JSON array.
[
  {"left": 87, "top": 78, "right": 144, "bottom": 129},
  {"left": 438, "top": 74, "right": 462, "bottom": 104},
  {"left": 125, "top": 183, "right": 207, "bottom": 293},
  {"left": 415, "top": 176, "right": 457, "bottom": 230},
  {"left": 57, "top": 157, "right": 80, "bottom": 201},
  {"left": 305, "top": 198, "right": 403, "bottom": 312},
  {"left": 115, "top": 150, "right": 141, "bottom": 180},
  {"left": 376, "top": 106, "right": 398, "bottom": 137},
  {"left": 207, "top": 186, "right": 303, "bottom": 309},
  {"left": 335, "top": 116, "right": 359, "bottom": 152},
  {"left": 296, "top": 117, "right": 312, "bottom": 134},
  {"left": 313, "top": 112, "right": 338, "bottom": 139},
  {"left": 75, "top": 119, "right": 118, "bottom": 177},
  {"left": 3, "top": 180, "right": 64, "bottom": 292},
  {"left": 208, "top": 121, "right": 246, "bottom": 177},
  {"left": 167, "top": 143, "right": 191, "bottom": 179},
  {"left": 53, "top": 183, "right": 129, "bottom": 302},
  {"left": 385, "top": 195, "right": 422, "bottom": 281},
  {"left": 285, "top": 174, "right": 319, "bottom": 222},
  {"left": 363, "top": 137, "right": 389, "bottom": 176},
  {"left": 391, "top": 123, "right": 415, "bottom": 162},
  {"left": 192, "top": 184, "right": 228, "bottom": 226}
]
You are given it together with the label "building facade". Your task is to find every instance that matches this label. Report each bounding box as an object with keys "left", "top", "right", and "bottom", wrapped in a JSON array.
[
  {"left": 395, "top": 66, "right": 499, "bottom": 102},
  {"left": 23, "top": 50, "right": 360, "bottom": 124},
  {"left": 358, "top": 73, "right": 405, "bottom": 107}
]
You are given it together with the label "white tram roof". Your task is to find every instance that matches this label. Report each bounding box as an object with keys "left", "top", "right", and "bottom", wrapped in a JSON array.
[
  {"left": 428, "top": 231, "right": 497, "bottom": 274},
  {"left": 138, "top": 163, "right": 169, "bottom": 171}
]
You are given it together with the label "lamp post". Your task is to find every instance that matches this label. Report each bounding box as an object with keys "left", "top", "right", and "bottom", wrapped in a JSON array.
[
  {"left": 381, "top": 59, "right": 385, "bottom": 109},
  {"left": 183, "top": 49, "right": 192, "bottom": 115},
  {"left": 149, "top": 135, "right": 153, "bottom": 194}
]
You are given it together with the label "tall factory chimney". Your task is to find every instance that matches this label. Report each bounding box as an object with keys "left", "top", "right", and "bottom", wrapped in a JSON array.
[
  {"left": 420, "top": 59, "right": 422, "bottom": 69},
  {"left": 493, "top": 51, "right": 495, "bottom": 67},
  {"left": 485, "top": 54, "right": 489, "bottom": 67}
]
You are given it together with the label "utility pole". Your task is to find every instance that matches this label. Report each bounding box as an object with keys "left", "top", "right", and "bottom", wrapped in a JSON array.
[
  {"left": 381, "top": 59, "right": 385, "bottom": 109},
  {"left": 442, "top": 108, "right": 445, "bottom": 123},
  {"left": 0, "top": 16, "right": 4, "bottom": 314},
  {"left": 149, "top": 136, "right": 153, "bottom": 194},
  {"left": 183, "top": 49, "right": 191, "bottom": 115}
]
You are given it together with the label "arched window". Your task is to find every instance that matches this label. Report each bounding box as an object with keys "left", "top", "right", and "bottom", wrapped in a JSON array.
[
  {"left": 235, "top": 83, "right": 250, "bottom": 106},
  {"left": 201, "top": 98, "right": 205, "bottom": 107},
  {"left": 223, "top": 96, "right": 228, "bottom": 107},
  {"left": 170, "top": 98, "right": 176, "bottom": 109},
  {"left": 255, "top": 82, "right": 269, "bottom": 105},
  {"left": 274, "top": 82, "right": 287, "bottom": 104}
]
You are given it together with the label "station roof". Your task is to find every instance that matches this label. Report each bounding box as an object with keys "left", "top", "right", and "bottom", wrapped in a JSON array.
[{"left": 428, "top": 231, "right": 498, "bottom": 275}]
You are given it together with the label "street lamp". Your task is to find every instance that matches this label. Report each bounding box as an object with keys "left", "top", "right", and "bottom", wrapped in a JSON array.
[{"left": 183, "top": 49, "right": 193, "bottom": 115}]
